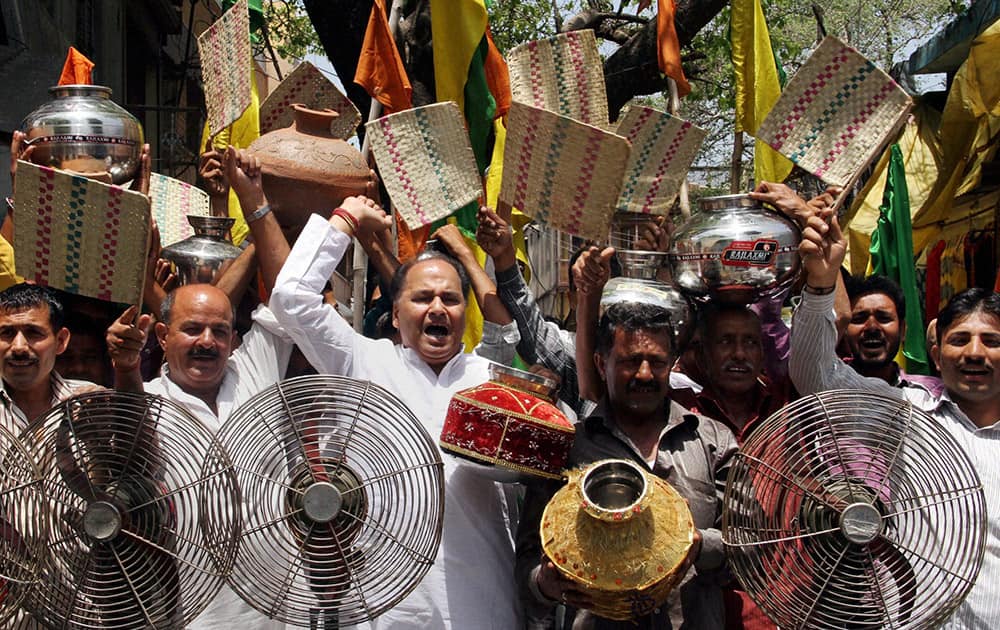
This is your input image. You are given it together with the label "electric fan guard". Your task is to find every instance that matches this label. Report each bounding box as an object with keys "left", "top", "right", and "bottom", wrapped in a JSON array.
[
  {"left": 218, "top": 374, "right": 445, "bottom": 628},
  {"left": 0, "top": 422, "right": 48, "bottom": 625},
  {"left": 723, "top": 389, "right": 986, "bottom": 629},
  {"left": 19, "top": 391, "right": 241, "bottom": 629}
]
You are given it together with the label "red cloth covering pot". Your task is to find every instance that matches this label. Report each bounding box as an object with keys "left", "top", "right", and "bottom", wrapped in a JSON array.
[{"left": 441, "top": 382, "right": 574, "bottom": 481}]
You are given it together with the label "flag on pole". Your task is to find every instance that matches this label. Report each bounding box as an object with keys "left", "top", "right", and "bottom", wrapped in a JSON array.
[
  {"left": 656, "top": 0, "right": 690, "bottom": 97},
  {"left": 355, "top": 0, "right": 413, "bottom": 114},
  {"left": 730, "top": 0, "right": 793, "bottom": 184},
  {"left": 869, "top": 144, "right": 929, "bottom": 375}
]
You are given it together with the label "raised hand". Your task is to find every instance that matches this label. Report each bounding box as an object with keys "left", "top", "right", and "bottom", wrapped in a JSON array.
[
  {"left": 128, "top": 143, "right": 152, "bottom": 196},
  {"left": 573, "top": 246, "right": 616, "bottom": 296},
  {"left": 223, "top": 146, "right": 266, "bottom": 214},
  {"left": 475, "top": 206, "right": 514, "bottom": 262},
  {"left": 107, "top": 305, "right": 153, "bottom": 374},
  {"left": 799, "top": 213, "right": 846, "bottom": 289},
  {"left": 633, "top": 215, "right": 674, "bottom": 252},
  {"left": 431, "top": 223, "right": 473, "bottom": 262},
  {"left": 199, "top": 138, "right": 230, "bottom": 198},
  {"left": 335, "top": 195, "right": 392, "bottom": 234}
]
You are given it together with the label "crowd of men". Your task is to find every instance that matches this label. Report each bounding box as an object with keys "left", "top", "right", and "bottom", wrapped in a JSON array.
[{"left": 0, "top": 139, "right": 996, "bottom": 629}]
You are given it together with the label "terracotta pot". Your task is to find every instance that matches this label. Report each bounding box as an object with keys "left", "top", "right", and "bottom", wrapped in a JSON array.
[{"left": 249, "top": 104, "right": 373, "bottom": 228}]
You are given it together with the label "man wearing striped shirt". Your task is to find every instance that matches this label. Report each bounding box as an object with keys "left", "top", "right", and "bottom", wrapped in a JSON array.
[{"left": 789, "top": 213, "right": 1000, "bottom": 629}]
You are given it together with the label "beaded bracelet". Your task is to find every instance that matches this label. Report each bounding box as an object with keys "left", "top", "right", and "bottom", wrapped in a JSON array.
[{"left": 332, "top": 207, "right": 360, "bottom": 233}]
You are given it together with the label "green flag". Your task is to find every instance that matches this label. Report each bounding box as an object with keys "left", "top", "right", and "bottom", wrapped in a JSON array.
[{"left": 869, "top": 143, "right": 929, "bottom": 375}]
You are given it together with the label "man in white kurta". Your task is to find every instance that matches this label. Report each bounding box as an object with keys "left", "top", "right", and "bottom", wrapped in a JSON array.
[
  {"left": 268, "top": 200, "right": 521, "bottom": 629},
  {"left": 109, "top": 284, "right": 294, "bottom": 630}
]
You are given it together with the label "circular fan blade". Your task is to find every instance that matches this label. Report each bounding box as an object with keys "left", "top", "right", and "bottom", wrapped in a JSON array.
[
  {"left": 19, "top": 391, "right": 241, "bottom": 629},
  {"left": 723, "top": 390, "right": 986, "bottom": 629},
  {"left": 0, "top": 423, "right": 48, "bottom": 625},
  {"left": 218, "top": 375, "right": 444, "bottom": 628}
]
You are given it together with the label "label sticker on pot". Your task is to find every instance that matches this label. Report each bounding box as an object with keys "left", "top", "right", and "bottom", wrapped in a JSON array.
[{"left": 721, "top": 239, "right": 778, "bottom": 267}]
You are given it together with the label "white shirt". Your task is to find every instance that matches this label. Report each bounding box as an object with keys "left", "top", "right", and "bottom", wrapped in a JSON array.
[
  {"left": 270, "top": 215, "right": 522, "bottom": 629},
  {"left": 146, "top": 304, "right": 294, "bottom": 630},
  {"left": 791, "top": 290, "right": 1000, "bottom": 629}
]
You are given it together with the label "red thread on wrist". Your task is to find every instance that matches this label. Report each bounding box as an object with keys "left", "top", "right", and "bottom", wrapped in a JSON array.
[{"left": 332, "top": 207, "right": 360, "bottom": 233}]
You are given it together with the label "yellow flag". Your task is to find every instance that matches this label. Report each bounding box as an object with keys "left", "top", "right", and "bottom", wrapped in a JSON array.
[
  {"left": 200, "top": 60, "right": 261, "bottom": 246},
  {"left": 731, "top": 0, "right": 793, "bottom": 184},
  {"left": 429, "top": 0, "right": 488, "bottom": 108}
]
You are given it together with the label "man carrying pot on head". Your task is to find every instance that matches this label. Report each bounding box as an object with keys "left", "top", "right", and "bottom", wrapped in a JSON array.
[
  {"left": 790, "top": 212, "right": 1000, "bottom": 629},
  {"left": 266, "top": 198, "right": 522, "bottom": 628},
  {"left": 515, "top": 247, "right": 737, "bottom": 629}
]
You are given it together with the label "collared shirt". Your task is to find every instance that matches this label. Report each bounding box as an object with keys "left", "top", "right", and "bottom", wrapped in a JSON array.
[
  {"left": 791, "top": 290, "right": 1000, "bottom": 629},
  {"left": 145, "top": 304, "right": 294, "bottom": 630},
  {"left": 270, "top": 214, "right": 522, "bottom": 630},
  {"left": 0, "top": 371, "right": 95, "bottom": 435},
  {"left": 495, "top": 264, "right": 586, "bottom": 416},
  {"left": 672, "top": 378, "right": 789, "bottom": 444},
  {"left": 516, "top": 399, "right": 738, "bottom": 629}
]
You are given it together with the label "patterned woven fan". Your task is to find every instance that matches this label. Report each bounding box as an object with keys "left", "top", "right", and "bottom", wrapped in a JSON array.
[
  {"left": 198, "top": 0, "right": 252, "bottom": 135},
  {"left": 260, "top": 61, "right": 362, "bottom": 139},
  {"left": 507, "top": 30, "right": 610, "bottom": 128},
  {"left": 500, "top": 101, "right": 631, "bottom": 241},
  {"left": 148, "top": 173, "right": 210, "bottom": 247},
  {"left": 756, "top": 36, "right": 912, "bottom": 188},
  {"left": 13, "top": 161, "right": 151, "bottom": 305},
  {"left": 366, "top": 102, "right": 482, "bottom": 229},
  {"left": 615, "top": 106, "right": 706, "bottom": 215}
]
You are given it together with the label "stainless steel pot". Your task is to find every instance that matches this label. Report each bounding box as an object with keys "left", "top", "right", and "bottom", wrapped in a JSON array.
[
  {"left": 21, "top": 85, "right": 144, "bottom": 184},
  {"left": 668, "top": 194, "right": 800, "bottom": 304},
  {"left": 160, "top": 216, "right": 242, "bottom": 285}
]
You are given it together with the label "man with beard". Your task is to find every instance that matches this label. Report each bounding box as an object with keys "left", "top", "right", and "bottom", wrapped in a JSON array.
[
  {"left": 842, "top": 273, "right": 941, "bottom": 394},
  {"left": 515, "top": 249, "right": 736, "bottom": 628},
  {"left": 791, "top": 213, "right": 1000, "bottom": 628}
]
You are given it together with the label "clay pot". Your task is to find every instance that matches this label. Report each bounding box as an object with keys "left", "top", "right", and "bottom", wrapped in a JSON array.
[{"left": 248, "top": 104, "right": 373, "bottom": 228}]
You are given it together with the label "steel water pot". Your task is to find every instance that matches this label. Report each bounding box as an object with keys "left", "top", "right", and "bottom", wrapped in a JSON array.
[
  {"left": 668, "top": 194, "right": 800, "bottom": 304},
  {"left": 21, "top": 85, "right": 144, "bottom": 185}
]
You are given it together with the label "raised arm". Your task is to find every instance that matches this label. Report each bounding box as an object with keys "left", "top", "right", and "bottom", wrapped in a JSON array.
[
  {"left": 573, "top": 246, "right": 615, "bottom": 403},
  {"left": 269, "top": 196, "right": 391, "bottom": 375},
  {"left": 433, "top": 222, "right": 511, "bottom": 326},
  {"left": 106, "top": 305, "right": 152, "bottom": 393},
  {"left": 478, "top": 206, "right": 583, "bottom": 411},
  {"left": 225, "top": 147, "right": 290, "bottom": 295}
]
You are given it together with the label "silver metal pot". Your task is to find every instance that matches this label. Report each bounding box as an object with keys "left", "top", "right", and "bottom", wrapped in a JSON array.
[
  {"left": 160, "top": 216, "right": 242, "bottom": 285},
  {"left": 668, "top": 194, "right": 800, "bottom": 304},
  {"left": 20, "top": 85, "right": 144, "bottom": 184}
]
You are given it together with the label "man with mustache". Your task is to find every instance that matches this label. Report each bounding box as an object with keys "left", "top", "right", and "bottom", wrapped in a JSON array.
[
  {"left": 266, "top": 198, "right": 523, "bottom": 629},
  {"left": 842, "top": 273, "right": 942, "bottom": 393},
  {"left": 515, "top": 249, "right": 736, "bottom": 629},
  {"left": 106, "top": 149, "right": 293, "bottom": 629},
  {"left": 791, "top": 213, "right": 1000, "bottom": 628},
  {"left": 0, "top": 283, "right": 98, "bottom": 433}
]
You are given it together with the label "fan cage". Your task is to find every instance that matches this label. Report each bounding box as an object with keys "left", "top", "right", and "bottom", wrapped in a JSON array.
[
  {"left": 20, "top": 391, "right": 241, "bottom": 629},
  {"left": 218, "top": 374, "right": 445, "bottom": 628},
  {"left": 723, "top": 390, "right": 986, "bottom": 629},
  {"left": 0, "top": 423, "right": 49, "bottom": 625}
]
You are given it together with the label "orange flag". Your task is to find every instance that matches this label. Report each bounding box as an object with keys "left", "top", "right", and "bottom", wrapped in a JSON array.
[
  {"left": 485, "top": 27, "right": 511, "bottom": 118},
  {"left": 656, "top": 0, "right": 690, "bottom": 97},
  {"left": 58, "top": 47, "right": 95, "bottom": 85},
  {"left": 354, "top": 0, "right": 412, "bottom": 114}
]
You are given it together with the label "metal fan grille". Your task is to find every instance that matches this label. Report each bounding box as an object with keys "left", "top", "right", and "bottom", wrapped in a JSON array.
[
  {"left": 0, "top": 423, "right": 48, "bottom": 624},
  {"left": 723, "top": 389, "right": 986, "bottom": 629},
  {"left": 218, "top": 374, "right": 444, "bottom": 628},
  {"left": 19, "top": 391, "right": 241, "bottom": 629}
]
